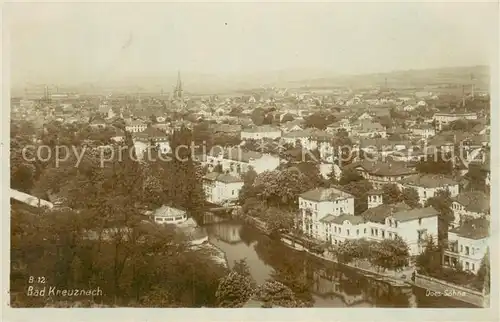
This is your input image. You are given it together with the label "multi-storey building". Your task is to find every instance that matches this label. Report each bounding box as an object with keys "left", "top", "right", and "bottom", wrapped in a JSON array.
[
  {"left": 399, "top": 174, "right": 459, "bottom": 206},
  {"left": 203, "top": 172, "right": 244, "bottom": 205},
  {"left": 451, "top": 191, "right": 490, "bottom": 227},
  {"left": 433, "top": 112, "right": 478, "bottom": 131},
  {"left": 443, "top": 218, "right": 489, "bottom": 274},
  {"left": 346, "top": 160, "right": 417, "bottom": 189}
]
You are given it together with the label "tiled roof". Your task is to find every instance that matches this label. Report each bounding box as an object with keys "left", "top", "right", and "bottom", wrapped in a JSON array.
[
  {"left": 242, "top": 125, "right": 281, "bottom": 133},
  {"left": 449, "top": 218, "right": 489, "bottom": 240},
  {"left": 360, "top": 202, "right": 410, "bottom": 224},
  {"left": 203, "top": 172, "right": 243, "bottom": 183},
  {"left": 400, "top": 174, "right": 458, "bottom": 188},
  {"left": 320, "top": 214, "right": 365, "bottom": 225},
  {"left": 347, "top": 160, "right": 416, "bottom": 177},
  {"left": 367, "top": 189, "right": 384, "bottom": 195},
  {"left": 392, "top": 207, "right": 439, "bottom": 222},
  {"left": 152, "top": 205, "right": 186, "bottom": 218},
  {"left": 300, "top": 187, "right": 353, "bottom": 202},
  {"left": 453, "top": 191, "right": 490, "bottom": 214}
]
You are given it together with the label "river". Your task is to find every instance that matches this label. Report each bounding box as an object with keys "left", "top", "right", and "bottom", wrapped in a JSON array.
[{"left": 202, "top": 215, "right": 477, "bottom": 308}]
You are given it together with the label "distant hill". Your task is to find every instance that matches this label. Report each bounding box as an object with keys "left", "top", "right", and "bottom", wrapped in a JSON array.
[{"left": 12, "top": 65, "right": 490, "bottom": 96}]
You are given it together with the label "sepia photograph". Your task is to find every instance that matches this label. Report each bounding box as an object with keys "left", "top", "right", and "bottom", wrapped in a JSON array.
[{"left": 3, "top": 1, "right": 498, "bottom": 318}]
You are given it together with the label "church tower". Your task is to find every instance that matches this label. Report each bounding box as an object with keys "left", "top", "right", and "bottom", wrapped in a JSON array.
[{"left": 173, "top": 71, "right": 183, "bottom": 101}]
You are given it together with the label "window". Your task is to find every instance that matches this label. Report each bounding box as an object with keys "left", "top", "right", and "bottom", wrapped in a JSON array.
[
  {"left": 418, "top": 218, "right": 422, "bottom": 225},
  {"left": 465, "top": 262, "right": 470, "bottom": 270},
  {"left": 381, "top": 230, "right": 385, "bottom": 238},
  {"left": 339, "top": 228, "right": 342, "bottom": 234},
  {"left": 472, "top": 248, "right": 475, "bottom": 255},
  {"left": 371, "top": 228, "right": 374, "bottom": 236},
  {"left": 465, "top": 246, "right": 470, "bottom": 255},
  {"left": 460, "top": 245, "right": 463, "bottom": 253},
  {"left": 375, "top": 229, "right": 378, "bottom": 236},
  {"left": 472, "top": 263, "right": 475, "bottom": 271},
  {"left": 364, "top": 228, "right": 367, "bottom": 234},
  {"left": 232, "top": 190, "right": 235, "bottom": 195},
  {"left": 389, "top": 232, "right": 392, "bottom": 238},
  {"left": 347, "top": 229, "right": 350, "bottom": 236},
  {"left": 395, "top": 222, "right": 398, "bottom": 228},
  {"left": 357, "top": 229, "right": 360, "bottom": 236}
]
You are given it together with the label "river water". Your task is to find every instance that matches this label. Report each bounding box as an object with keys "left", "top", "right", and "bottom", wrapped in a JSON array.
[{"left": 203, "top": 216, "right": 476, "bottom": 308}]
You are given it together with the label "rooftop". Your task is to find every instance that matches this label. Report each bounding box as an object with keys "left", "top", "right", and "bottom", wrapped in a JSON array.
[
  {"left": 300, "top": 187, "right": 354, "bottom": 202},
  {"left": 400, "top": 174, "right": 458, "bottom": 188},
  {"left": 347, "top": 160, "right": 416, "bottom": 177},
  {"left": 392, "top": 207, "right": 439, "bottom": 222},
  {"left": 360, "top": 202, "right": 411, "bottom": 224},
  {"left": 203, "top": 172, "right": 243, "bottom": 183},
  {"left": 449, "top": 218, "right": 489, "bottom": 240},
  {"left": 320, "top": 214, "right": 365, "bottom": 225},
  {"left": 152, "top": 205, "right": 186, "bottom": 218},
  {"left": 453, "top": 191, "right": 490, "bottom": 214}
]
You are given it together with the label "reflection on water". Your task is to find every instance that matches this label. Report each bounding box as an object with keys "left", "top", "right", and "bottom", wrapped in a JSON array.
[{"left": 203, "top": 214, "right": 476, "bottom": 308}]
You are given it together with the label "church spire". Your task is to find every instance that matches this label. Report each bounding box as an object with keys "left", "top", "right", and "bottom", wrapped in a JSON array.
[{"left": 174, "top": 70, "right": 183, "bottom": 100}]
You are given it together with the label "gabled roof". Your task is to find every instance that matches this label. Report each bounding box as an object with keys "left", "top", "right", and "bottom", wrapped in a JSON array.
[
  {"left": 203, "top": 172, "right": 243, "bottom": 183},
  {"left": 242, "top": 125, "right": 281, "bottom": 133},
  {"left": 347, "top": 160, "right": 416, "bottom": 177},
  {"left": 452, "top": 191, "right": 490, "bottom": 214},
  {"left": 400, "top": 174, "right": 458, "bottom": 188},
  {"left": 360, "top": 202, "right": 411, "bottom": 224},
  {"left": 300, "top": 187, "right": 353, "bottom": 202},
  {"left": 320, "top": 214, "right": 365, "bottom": 225},
  {"left": 449, "top": 218, "right": 489, "bottom": 240},
  {"left": 392, "top": 207, "right": 439, "bottom": 222}
]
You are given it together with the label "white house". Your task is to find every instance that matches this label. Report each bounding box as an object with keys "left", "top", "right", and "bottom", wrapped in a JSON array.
[
  {"left": 444, "top": 218, "right": 489, "bottom": 274},
  {"left": 399, "top": 174, "right": 459, "bottom": 205},
  {"left": 205, "top": 147, "right": 280, "bottom": 176},
  {"left": 351, "top": 120, "right": 387, "bottom": 138},
  {"left": 203, "top": 172, "right": 244, "bottom": 205},
  {"left": 299, "top": 187, "right": 355, "bottom": 240},
  {"left": 359, "top": 203, "right": 439, "bottom": 256},
  {"left": 240, "top": 125, "right": 282, "bottom": 140},
  {"left": 410, "top": 124, "right": 436, "bottom": 139},
  {"left": 433, "top": 112, "right": 478, "bottom": 131},
  {"left": 125, "top": 119, "right": 147, "bottom": 133},
  {"left": 310, "top": 201, "right": 439, "bottom": 256},
  {"left": 451, "top": 191, "right": 490, "bottom": 228},
  {"left": 367, "top": 190, "right": 383, "bottom": 209}
]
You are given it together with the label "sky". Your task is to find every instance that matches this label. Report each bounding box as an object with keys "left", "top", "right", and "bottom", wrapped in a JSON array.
[{"left": 6, "top": 2, "right": 498, "bottom": 87}]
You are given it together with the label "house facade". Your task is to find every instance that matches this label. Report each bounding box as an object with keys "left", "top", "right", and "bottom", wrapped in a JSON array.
[
  {"left": 125, "top": 120, "right": 147, "bottom": 133},
  {"left": 433, "top": 112, "right": 478, "bottom": 131},
  {"left": 443, "top": 218, "right": 489, "bottom": 274},
  {"left": 451, "top": 191, "right": 490, "bottom": 227},
  {"left": 299, "top": 187, "right": 355, "bottom": 240},
  {"left": 203, "top": 172, "right": 244, "bottom": 205},
  {"left": 240, "top": 125, "right": 282, "bottom": 140},
  {"left": 399, "top": 174, "right": 459, "bottom": 205},
  {"left": 205, "top": 147, "right": 280, "bottom": 176}
]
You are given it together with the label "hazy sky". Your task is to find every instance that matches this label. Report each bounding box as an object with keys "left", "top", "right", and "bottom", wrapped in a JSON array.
[{"left": 7, "top": 2, "right": 498, "bottom": 85}]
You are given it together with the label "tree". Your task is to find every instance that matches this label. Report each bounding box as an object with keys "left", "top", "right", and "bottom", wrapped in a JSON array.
[
  {"left": 281, "top": 114, "right": 295, "bottom": 123},
  {"left": 294, "top": 162, "right": 325, "bottom": 188},
  {"left": 251, "top": 108, "right": 266, "bottom": 126},
  {"left": 334, "top": 239, "right": 370, "bottom": 265},
  {"left": 342, "top": 179, "right": 373, "bottom": 214},
  {"left": 415, "top": 235, "right": 442, "bottom": 276},
  {"left": 382, "top": 184, "right": 402, "bottom": 205},
  {"left": 263, "top": 207, "right": 295, "bottom": 233},
  {"left": 339, "top": 168, "right": 363, "bottom": 185},
  {"left": 369, "top": 236, "right": 410, "bottom": 272},
  {"left": 215, "top": 271, "right": 255, "bottom": 308},
  {"left": 401, "top": 187, "right": 420, "bottom": 208},
  {"left": 416, "top": 153, "right": 453, "bottom": 175},
  {"left": 474, "top": 249, "right": 490, "bottom": 294},
  {"left": 253, "top": 168, "right": 314, "bottom": 209},
  {"left": 304, "top": 112, "right": 336, "bottom": 130},
  {"left": 254, "top": 280, "right": 303, "bottom": 308},
  {"left": 425, "top": 189, "right": 453, "bottom": 244},
  {"left": 238, "top": 167, "right": 258, "bottom": 203}
]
